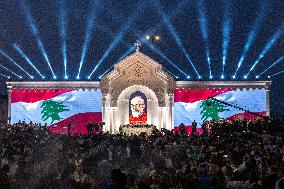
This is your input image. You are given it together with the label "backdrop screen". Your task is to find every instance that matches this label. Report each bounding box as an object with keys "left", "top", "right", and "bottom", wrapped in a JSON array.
[
  {"left": 174, "top": 88, "right": 267, "bottom": 134},
  {"left": 11, "top": 89, "right": 102, "bottom": 135}
]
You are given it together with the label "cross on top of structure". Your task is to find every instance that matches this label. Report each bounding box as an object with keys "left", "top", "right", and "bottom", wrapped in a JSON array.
[{"left": 134, "top": 40, "right": 142, "bottom": 52}]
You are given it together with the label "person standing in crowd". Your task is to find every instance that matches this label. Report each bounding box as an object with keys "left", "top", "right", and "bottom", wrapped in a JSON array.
[
  {"left": 86, "top": 122, "right": 95, "bottom": 135},
  {"left": 192, "top": 120, "right": 197, "bottom": 135},
  {"left": 67, "top": 122, "right": 72, "bottom": 138}
]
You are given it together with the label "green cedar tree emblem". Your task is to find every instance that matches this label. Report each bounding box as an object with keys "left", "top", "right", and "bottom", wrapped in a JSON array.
[
  {"left": 200, "top": 98, "right": 229, "bottom": 121},
  {"left": 40, "top": 99, "right": 70, "bottom": 124}
]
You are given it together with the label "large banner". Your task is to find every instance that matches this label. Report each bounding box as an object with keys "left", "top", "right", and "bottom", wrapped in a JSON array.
[
  {"left": 11, "top": 89, "right": 102, "bottom": 135},
  {"left": 174, "top": 88, "right": 266, "bottom": 133},
  {"left": 129, "top": 91, "right": 147, "bottom": 124}
]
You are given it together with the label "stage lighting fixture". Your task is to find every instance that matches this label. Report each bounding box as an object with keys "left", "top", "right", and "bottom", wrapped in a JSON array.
[
  {"left": 210, "top": 76, "right": 213, "bottom": 79},
  {"left": 255, "top": 75, "right": 259, "bottom": 79},
  {"left": 244, "top": 75, "right": 247, "bottom": 79},
  {"left": 30, "top": 76, "right": 34, "bottom": 79},
  {"left": 145, "top": 35, "right": 150, "bottom": 40},
  {"left": 0, "top": 73, "right": 11, "bottom": 79},
  {"left": 53, "top": 76, "right": 57, "bottom": 79},
  {"left": 232, "top": 75, "right": 236, "bottom": 79},
  {"left": 64, "top": 75, "right": 68, "bottom": 79},
  {"left": 198, "top": 76, "right": 202, "bottom": 79},
  {"left": 99, "top": 76, "right": 102, "bottom": 79},
  {"left": 76, "top": 76, "right": 80, "bottom": 80},
  {"left": 154, "top": 35, "right": 160, "bottom": 41},
  {"left": 87, "top": 76, "right": 91, "bottom": 79},
  {"left": 187, "top": 75, "right": 190, "bottom": 79},
  {"left": 42, "top": 76, "right": 45, "bottom": 79},
  {"left": 175, "top": 76, "right": 179, "bottom": 79},
  {"left": 268, "top": 75, "right": 271, "bottom": 79},
  {"left": 221, "top": 75, "right": 224, "bottom": 79}
]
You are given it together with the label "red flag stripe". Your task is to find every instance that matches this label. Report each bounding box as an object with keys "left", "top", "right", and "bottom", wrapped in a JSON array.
[
  {"left": 48, "top": 112, "right": 102, "bottom": 136},
  {"left": 11, "top": 89, "right": 74, "bottom": 103},
  {"left": 174, "top": 88, "right": 234, "bottom": 103}
]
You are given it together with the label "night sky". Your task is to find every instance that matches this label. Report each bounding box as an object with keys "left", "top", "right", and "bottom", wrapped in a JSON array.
[{"left": 0, "top": 0, "right": 283, "bottom": 116}]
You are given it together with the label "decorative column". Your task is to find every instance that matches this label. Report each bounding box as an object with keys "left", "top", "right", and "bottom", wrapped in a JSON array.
[
  {"left": 266, "top": 88, "right": 270, "bottom": 117},
  {"left": 168, "top": 94, "right": 174, "bottom": 130},
  {"left": 7, "top": 85, "right": 12, "bottom": 124},
  {"left": 102, "top": 94, "right": 107, "bottom": 124}
]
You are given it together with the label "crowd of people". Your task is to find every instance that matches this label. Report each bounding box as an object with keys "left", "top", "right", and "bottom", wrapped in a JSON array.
[{"left": 0, "top": 117, "right": 283, "bottom": 189}]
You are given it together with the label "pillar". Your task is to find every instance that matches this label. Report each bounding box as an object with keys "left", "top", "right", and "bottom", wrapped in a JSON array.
[
  {"left": 168, "top": 94, "right": 173, "bottom": 130},
  {"left": 102, "top": 94, "right": 107, "bottom": 131},
  {"left": 7, "top": 86, "right": 12, "bottom": 124},
  {"left": 266, "top": 88, "right": 270, "bottom": 117}
]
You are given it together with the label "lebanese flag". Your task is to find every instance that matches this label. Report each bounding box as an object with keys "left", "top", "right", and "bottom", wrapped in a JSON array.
[
  {"left": 11, "top": 89, "right": 102, "bottom": 135},
  {"left": 174, "top": 88, "right": 267, "bottom": 134}
]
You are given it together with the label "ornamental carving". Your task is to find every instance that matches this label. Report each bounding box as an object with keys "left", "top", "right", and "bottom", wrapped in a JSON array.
[{"left": 100, "top": 51, "right": 174, "bottom": 107}]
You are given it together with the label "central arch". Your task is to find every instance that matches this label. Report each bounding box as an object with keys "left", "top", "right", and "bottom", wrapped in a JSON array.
[{"left": 114, "top": 85, "right": 159, "bottom": 132}]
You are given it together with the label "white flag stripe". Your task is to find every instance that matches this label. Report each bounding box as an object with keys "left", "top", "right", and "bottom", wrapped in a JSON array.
[
  {"left": 174, "top": 89, "right": 266, "bottom": 126},
  {"left": 11, "top": 89, "right": 102, "bottom": 125}
]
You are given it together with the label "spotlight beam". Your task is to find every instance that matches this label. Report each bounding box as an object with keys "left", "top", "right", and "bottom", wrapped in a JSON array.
[
  {"left": 95, "top": 0, "right": 188, "bottom": 51},
  {"left": 89, "top": 4, "right": 145, "bottom": 77},
  {"left": 154, "top": 0, "right": 200, "bottom": 78},
  {"left": 257, "top": 56, "right": 284, "bottom": 77},
  {"left": 19, "top": 0, "right": 56, "bottom": 78},
  {"left": 0, "top": 63, "right": 22, "bottom": 78},
  {"left": 59, "top": 0, "right": 68, "bottom": 78},
  {"left": 270, "top": 69, "right": 284, "bottom": 78},
  {"left": 77, "top": 1, "right": 103, "bottom": 79},
  {"left": 221, "top": 0, "right": 232, "bottom": 78},
  {"left": 233, "top": 0, "right": 270, "bottom": 77},
  {"left": 138, "top": 34, "right": 189, "bottom": 77},
  {"left": 0, "top": 73, "right": 11, "bottom": 79},
  {"left": 13, "top": 44, "right": 44, "bottom": 78},
  {"left": 196, "top": 0, "right": 212, "bottom": 78},
  {"left": 145, "top": 0, "right": 189, "bottom": 36},
  {"left": 0, "top": 49, "right": 33, "bottom": 78},
  {"left": 98, "top": 46, "right": 135, "bottom": 79},
  {"left": 245, "top": 22, "right": 284, "bottom": 77}
]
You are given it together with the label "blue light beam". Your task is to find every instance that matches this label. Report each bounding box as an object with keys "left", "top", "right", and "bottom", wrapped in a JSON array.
[
  {"left": 13, "top": 44, "right": 44, "bottom": 78},
  {"left": 19, "top": 0, "right": 56, "bottom": 78},
  {"left": 270, "top": 69, "right": 284, "bottom": 78},
  {"left": 257, "top": 56, "right": 284, "bottom": 78},
  {"left": 245, "top": 22, "right": 284, "bottom": 77},
  {"left": 138, "top": 35, "right": 189, "bottom": 77},
  {"left": 89, "top": 4, "right": 144, "bottom": 77},
  {"left": 221, "top": 0, "right": 232, "bottom": 79},
  {"left": 0, "top": 73, "right": 11, "bottom": 79},
  {"left": 59, "top": 0, "right": 68, "bottom": 79},
  {"left": 222, "top": 19, "right": 230, "bottom": 78},
  {"left": 155, "top": 1, "right": 200, "bottom": 78},
  {"left": 0, "top": 63, "right": 22, "bottom": 78},
  {"left": 197, "top": 0, "right": 212, "bottom": 78},
  {"left": 77, "top": 1, "right": 102, "bottom": 79},
  {"left": 233, "top": 0, "right": 270, "bottom": 77},
  {"left": 97, "top": 46, "right": 135, "bottom": 79},
  {"left": 0, "top": 49, "right": 33, "bottom": 78}
]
